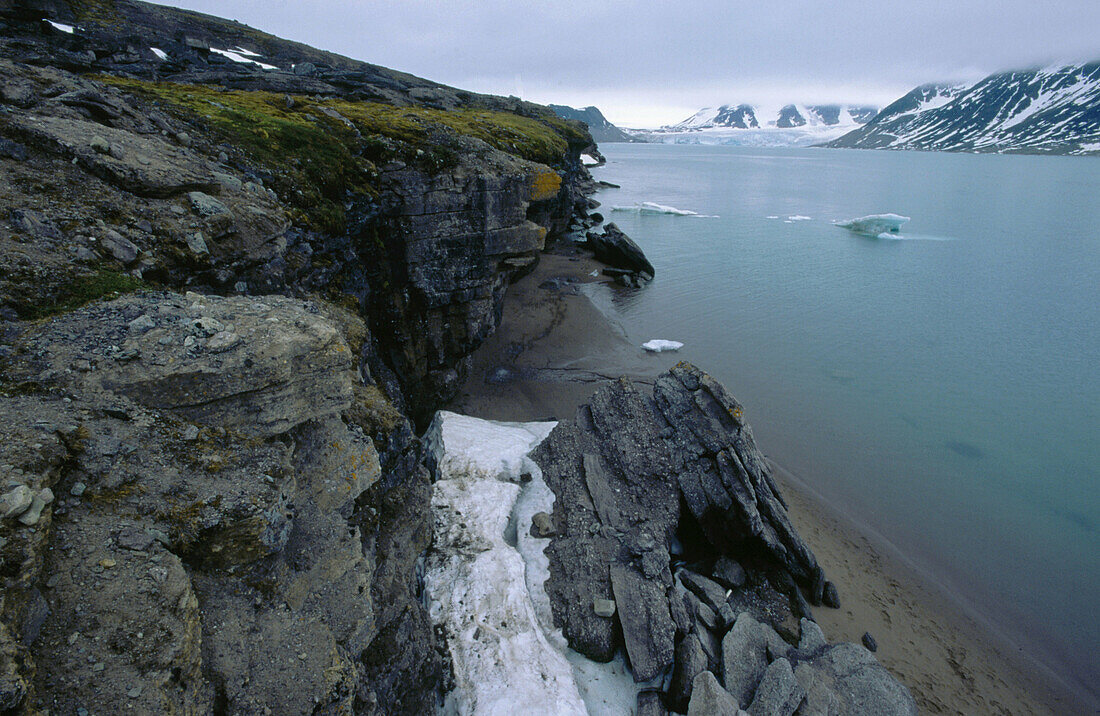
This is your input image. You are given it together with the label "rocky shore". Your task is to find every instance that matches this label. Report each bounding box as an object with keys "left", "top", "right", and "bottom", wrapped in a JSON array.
[{"left": 0, "top": 1, "right": 1085, "bottom": 714}]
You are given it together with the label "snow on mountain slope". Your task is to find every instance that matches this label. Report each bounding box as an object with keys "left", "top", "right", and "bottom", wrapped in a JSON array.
[
  {"left": 635, "top": 102, "right": 878, "bottom": 146},
  {"left": 827, "top": 63, "right": 1100, "bottom": 155}
]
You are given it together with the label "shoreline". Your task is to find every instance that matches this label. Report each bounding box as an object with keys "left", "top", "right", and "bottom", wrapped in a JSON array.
[{"left": 447, "top": 237, "right": 1092, "bottom": 714}]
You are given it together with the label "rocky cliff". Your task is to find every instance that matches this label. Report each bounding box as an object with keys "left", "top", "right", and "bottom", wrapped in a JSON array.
[{"left": 0, "top": 1, "right": 600, "bottom": 712}]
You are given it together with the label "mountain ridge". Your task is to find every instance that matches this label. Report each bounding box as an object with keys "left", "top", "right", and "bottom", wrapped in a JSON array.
[{"left": 826, "top": 62, "right": 1100, "bottom": 155}]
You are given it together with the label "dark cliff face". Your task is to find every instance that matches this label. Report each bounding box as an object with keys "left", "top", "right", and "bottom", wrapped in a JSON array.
[{"left": 0, "top": 1, "right": 597, "bottom": 713}]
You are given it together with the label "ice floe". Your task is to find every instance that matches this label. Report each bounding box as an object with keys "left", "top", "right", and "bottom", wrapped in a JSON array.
[
  {"left": 611, "top": 201, "right": 716, "bottom": 218},
  {"left": 642, "top": 339, "right": 684, "bottom": 352},
  {"left": 787, "top": 215, "right": 812, "bottom": 221},
  {"left": 836, "top": 213, "right": 910, "bottom": 237},
  {"left": 425, "top": 411, "right": 648, "bottom": 715}
]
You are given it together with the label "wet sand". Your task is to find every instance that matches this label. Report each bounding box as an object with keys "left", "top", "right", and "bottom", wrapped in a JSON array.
[{"left": 447, "top": 240, "right": 1088, "bottom": 715}]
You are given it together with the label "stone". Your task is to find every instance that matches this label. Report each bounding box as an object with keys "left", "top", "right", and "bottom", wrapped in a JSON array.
[
  {"left": 862, "top": 632, "right": 878, "bottom": 652},
  {"left": 610, "top": 563, "right": 675, "bottom": 681},
  {"left": 530, "top": 511, "right": 554, "bottom": 538},
  {"left": 713, "top": 556, "right": 747, "bottom": 589},
  {"left": 793, "top": 643, "right": 917, "bottom": 715},
  {"left": 670, "top": 633, "right": 708, "bottom": 711},
  {"left": 585, "top": 223, "right": 655, "bottom": 277},
  {"left": 10, "top": 209, "right": 61, "bottom": 240},
  {"left": 100, "top": 229, "right": 140, "bottom": 264},
  {"left": 1, "top": 486, "right": 34, "bottom": 519},
  {"left": 747, "top": 658, "right": 804, "bottom": 716},
  {"left": 191, "top": 316, "right": 224, "bottom": 336},
  {"left": 636, "top": 690, "right": 667, "bottom": 716},
  {"left": 116, "top": 527, "right": 155, "bottom": 551},
  {"left": 212, "top": 172, "right": 243, "bottom": 192},
  {"left": 722, "top": 612, "right": 769, "bottom": 705},
  {"left": 798, "top": 618, "right": 827, "bottom": 654},
  {"left": 17, "top": 488, "right": 54, "bottom": 526},
  {"left": 185, "top": 231, "right": 209, "bottom": 256},
  {"left": 206, "top": 331, "right": 241, "bottom": 353},
  {"left": 688, "top": 671, "right": 741, "bottom": 716},
  {"left": 822, "top": 581, "right": 840, "bottom": 609},
  {"left": 187, "top": 191, "right": 230, "bottom": 217},
  {"left": 593, "top": 599, "right": 616, "bottom": 618},
  {"left": 70, "top": 482, "right": 87, "bottom": 497},
  {"left": 681, "top": 569, "right": 729, "bottom": 614},
  {"left": 90, "top": 135, "right": 111, "bottom": 154},
  {"left": 128, "top": 315, "right": 156, "bottom": 333},
  {"left": 0, "top": 137, "right": 28, "bottom": 161}
]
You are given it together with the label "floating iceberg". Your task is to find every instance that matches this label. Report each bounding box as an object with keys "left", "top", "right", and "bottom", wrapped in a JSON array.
[
  {"left": 612, "top": 202, "right": 715, "bottom": 218},
  {"left": 836, "top": 213, "right": 910, "bottom": 237},
  {"left": 642, "top": 339, "right": 684, "bottom": 352}
]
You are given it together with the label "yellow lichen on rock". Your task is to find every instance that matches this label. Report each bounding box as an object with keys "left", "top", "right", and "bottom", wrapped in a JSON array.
[{"left": 529, "top": 170, "right": 562, "bottom": 202}]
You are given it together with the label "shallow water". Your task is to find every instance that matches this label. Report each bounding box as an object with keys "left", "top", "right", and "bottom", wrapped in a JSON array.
[{"left": 589, "top": 144, "right": 1100, "bottom": 699}]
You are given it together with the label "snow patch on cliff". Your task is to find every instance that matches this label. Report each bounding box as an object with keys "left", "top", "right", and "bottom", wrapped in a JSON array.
[{"left": 425, "top": 411, "right": 643, "bottom": 716}]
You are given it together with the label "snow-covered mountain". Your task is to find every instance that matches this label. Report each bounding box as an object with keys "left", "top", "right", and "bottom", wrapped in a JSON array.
[
  {"left": 632, "top": 102, "right": 878, "bottom": 146},
  {"left": 826, "top": 62, "right": 1100, "bottom": 155}
]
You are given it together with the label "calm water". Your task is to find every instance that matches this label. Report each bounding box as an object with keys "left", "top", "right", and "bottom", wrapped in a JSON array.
[{"left": 590, "top": 144, "right": 1100, "bottom": 699}]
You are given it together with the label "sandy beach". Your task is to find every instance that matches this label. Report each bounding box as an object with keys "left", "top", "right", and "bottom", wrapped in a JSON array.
[{"left": 447, "top": 239, "right": 1090, "bottom": 715}]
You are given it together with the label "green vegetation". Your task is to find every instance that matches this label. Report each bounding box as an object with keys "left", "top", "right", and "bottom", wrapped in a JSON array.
[
  {"left": 99, "top": 78, "right": 582, "bottom": 232},
  {"left": 66, "top": 0, "right": 120, "bottom": 24},
  {"left": 32, "top": 269, "right": 146, "bottom": 319}
]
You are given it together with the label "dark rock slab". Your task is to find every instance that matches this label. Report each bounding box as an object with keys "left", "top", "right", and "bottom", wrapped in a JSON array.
[
  {"left": 671, "top": 633, "right": 709, "bottom": 712},
  {"left": 681, "top": 569, "right": 730, "bottom": 614},
  {"left": 610, "top": 563, "right": 675, "bottom": 682},
  {"left": 792, "top": 643, "right": 918, "bottom": 715},
  {"left": 688, "top": 670, "right": 742, "bottom": 716},
  {"left": 637, "top": 690, "right": 668, "bottom": 716},
  {"left": 585, "top": 222, "right": 655, "bottom": 277},
  {"left": 533, "top": 377, "right": 679, "bottom": 663},
  {"left": 713, "top": 555, "right": 747, "bottom": 589},
  {"left": 747, "top": 657, "right": 804, "bottom": 716},
  {"left": 652, "top": 363, "right": 825, "bottom": 594},
  {"left": 722, "top": 612, "right": 769, "bottom": 705}
]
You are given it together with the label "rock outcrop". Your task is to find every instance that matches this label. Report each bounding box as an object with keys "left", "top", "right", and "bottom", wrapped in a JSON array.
[
  {"left": 0, "top": 3, "right": 600, "bottom": 712},
  {"left": 585, "top": 223, "right": 655, "bottom": 284},
  {"left": 533, "top": 363, "right": 919, "bottom": 714},
  {"left": 0, "top": 291, "right": 450, "bottom": 713}
]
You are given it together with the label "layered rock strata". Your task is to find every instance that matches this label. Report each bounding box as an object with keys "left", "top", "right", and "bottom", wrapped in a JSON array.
[{"left": 533, "top": 363, "right": 919, "bottom": 714}]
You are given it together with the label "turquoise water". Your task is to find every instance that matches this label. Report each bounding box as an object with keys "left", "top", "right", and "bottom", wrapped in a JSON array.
[{"left": 590, "top": 144, "right": 1100, "bottom": 700}]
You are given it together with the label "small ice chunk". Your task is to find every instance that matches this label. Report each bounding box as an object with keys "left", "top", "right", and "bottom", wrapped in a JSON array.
[
  {"left": 765, "top": 215, "right": 780, "bottom": 219},
  {"left": 642, "top": 339, "right": 684, "bottom": 352},
  {"left": 787, "top": 215, "right": 812, "bottom": 221},
  {"left": 836, "top": 213, "right": 911, "bottom": 236},
  {"left": 46, "top": 20, "right": 75, "bottom": 33},
  {"left": 150, "top": 47, "right": 168, "bottom": 61}
]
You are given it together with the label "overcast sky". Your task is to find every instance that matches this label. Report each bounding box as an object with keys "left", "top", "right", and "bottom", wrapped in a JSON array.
[{"left": 159, "top": 0, "right": 1100, "bottom": 127}]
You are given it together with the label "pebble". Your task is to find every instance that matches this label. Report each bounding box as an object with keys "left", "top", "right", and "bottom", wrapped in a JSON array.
[
  {"left": 593, "top": 598, "right": 616, "bottom": 618},
  {"left": 862, "top": 632, "right": 878, "bottom": 652},
  {"left": 1, "top": 485, "right": 34, "bottom": 519},
  {"left": 207, "top": 330, "right": 241, "bottom": 353},
  {"left": 128, "top": 314, "right": 156, "bottom": 333},
  {"left": 90, "top": 135, "right": 110, "bottom": 154},
  {"left": 127, "top": 686, "right": 143, "bottom": 699},
  {"left": 182, "top": 425, "right": 200, "bottom": 441}
]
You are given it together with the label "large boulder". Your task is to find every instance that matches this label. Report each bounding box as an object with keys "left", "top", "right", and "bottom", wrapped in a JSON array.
[{"left": 585, "top": 222, "right": 655, "bottom": 277}]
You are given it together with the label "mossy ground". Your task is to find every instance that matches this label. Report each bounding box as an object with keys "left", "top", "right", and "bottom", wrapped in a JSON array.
[
  {"left": 100, "top": 78, "right": 583, "bottom": 232},
  {"left": 31, "top": 269, "right": 146, "bottom": 319}
]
